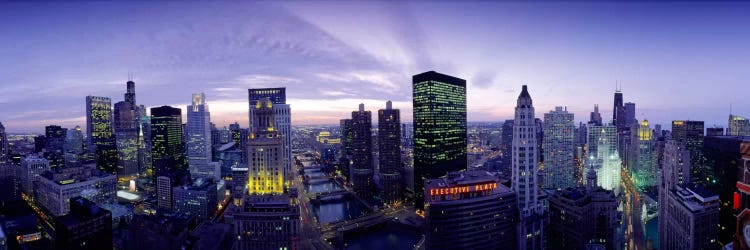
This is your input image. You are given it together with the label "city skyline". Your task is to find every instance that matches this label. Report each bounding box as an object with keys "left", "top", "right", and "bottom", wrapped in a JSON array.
[{"left": 3, "top": 2, "right": 750, "bottom": 133}]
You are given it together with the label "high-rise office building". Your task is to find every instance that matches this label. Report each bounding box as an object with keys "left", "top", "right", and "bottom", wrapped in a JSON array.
[
  {"left": 613, "top": 89, "right": 625, "bottom": 130},
  {"left": 187, "top": 93, "right": 212, "bottom": 165},
  {"left": 350, "top": 104, "right": 374, "bottom": 198},
  {"left": 44, "top": 125, "right": 67, "bottom": 170},
  {"left": 0, "top": 122, "right": 8, "bottom": 163},
  {"left": 246, "top": 98, "right": 285, "bottom": 195},
  {"left": 378, "top": 101, "right": 402, "bottom": 204},
  {"left": 19, "top": 155, "right": 50, "bottom": 197},
  {"left": 424, "top": 170, "right": 517, "bottom": 249},
  {"left": 412, "top": 71, "right": 467, "bottom": 209},
  {"left": 512, "top": 85, "right": 545, "bottom": 249},
  {"left": 86, "top": 96, "right": 117, "bottom": 175},
  {"left": 339, "top": 119, "right": 354, "bottom": 181},
  {"left": 53, "top": 197, "right": 113, "bottom": 250},
  {"left": 672, "top": 120, "right": 705, "bottom": 184},
  {"left": 543, "top": 106, "right": 575, "bottom": 190},
  {"left": 625, "top": 102, "right": 636, "bottom": 127},
  {"left": 114, "top": 100, "right": 139, "bottom": 178},
  {"left": 729, "top": 115, "right": 750, "bottom": 136},
  {"left": 634, "top": 120, "right": 657, "bottom": 188},
  {"left": 500, "top": 120, "right": 514, "bottom": 171},
  {"left": 248, "top": 88, "right": 292, "bottom": 186},
  {"left": 187, "top": 93, "right": 219, "bottom": 180},
  {"left": 63, "top": 126, "right": 84, "bottom": 167},
  {"left": 151, "top": 106, "right": 186, "bottom": 176}
]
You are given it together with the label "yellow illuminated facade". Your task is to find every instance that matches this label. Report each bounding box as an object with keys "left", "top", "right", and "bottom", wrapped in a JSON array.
[{"left": 246, "top": 98, "right": 285, "bottom": 195}]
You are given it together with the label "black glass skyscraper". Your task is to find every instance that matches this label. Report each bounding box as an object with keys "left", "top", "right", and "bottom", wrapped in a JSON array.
[
  {"left": 86, "top": 96, "right": 117, "bottom": 174},
  {"left": 151, "top": 106, "right": 186, "bottom": 176},
  {"left": 412, "top": 71, "right": 467, "bottom": 209},
  {"left": 44, "top": 125, "right": 67, "bottom": 170}
]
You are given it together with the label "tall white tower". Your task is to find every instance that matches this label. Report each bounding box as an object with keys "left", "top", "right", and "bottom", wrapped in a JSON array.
[
  {"left": 512, "top": 85, "right": 545, "bottom": 249},
  {"left": 187, "top": 93, "right": 219, "bottom": 180}
]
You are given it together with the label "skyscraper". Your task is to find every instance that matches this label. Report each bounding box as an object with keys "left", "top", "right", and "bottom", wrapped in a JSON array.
[
  {"left": 378, "top": 100, "right": 402, "bottom": 204},
  {"left": 512, "top": 85, "right": 545, "bottom": 249},
  {"left": 625, "top": 102, "right": 636, "bottom": 127},
  {"left": 613, "top": 89, "right": 626, "bottom": 131},
  {"left": 86, "top": 96, "right": 117, "bottom": 175},
  {"left": 672, "top": 120, "right": 705, "bottom": 184},
  {"left": 114, "top": 100, "right": 139, "bottom": 178},
  {"left": 350, "top": 103, "right": 374, "bottom": 198},
  {"left": 63, "top": 126, "right": 84, "bottom": 168},
  {"left": 339, "top": 119, "right": 353, "bottom": 181},
  {"left": 543, "top": 106, "right": 575, "bottom": 190},
  {"left": 589, "top": 104, "right": 602, "bottom": 126},
  {"left": 151, "top": 106, "right": 186, "bottom": 176},
  {"left": 634, "top": 120, "right": 657, "bottom": 188},
  {"left": 248, "top": 88, "right": 292, "bottom": 186},
  {"left": 187, "top": 93, "right": 219, "bottom": 180},
  {"left": 0, "top": 122, "right": 8, "bottom": 164},
  {"left": 729, "top": 114, "right": 750, "bottom": 136},
  {"left": 412, "top": 71, "right": 467, "bottom": 209},
  {"left": 44, "top": 125, "right": 67, "bottom": 170},
  {"left": 246, "top": 97, "right": 284, "bottom": 195}
]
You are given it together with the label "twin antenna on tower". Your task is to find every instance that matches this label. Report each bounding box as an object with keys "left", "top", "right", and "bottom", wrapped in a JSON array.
[
  {"left": 615, "top": 80, "right": 622, "bottom": 92},
  {"left": 127, "top": 71, "right": 134, "bottom": 81}
]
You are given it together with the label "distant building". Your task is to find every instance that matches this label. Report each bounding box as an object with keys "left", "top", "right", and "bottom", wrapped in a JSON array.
[
  {"left": 412, "top": 71, "right": 467, "bottom": 209},
  {"left": 338, "top": 119, "right": 354, "bottom": 181},
  {"left": 248, "top": 88, "right": 292, "bottom": 186},
  {"left": 424, "top": 170, "right": 516, "bottom": 249},
  {"left": 172, "top": 179, "right": 218, "bottom": 220},
  {"left": 499, "top": 119, "right": 514, "bottom": 172},
  {"left": 707, "top": 127, "right": 724, "bottom": 137},
  {"left": 589, "top": 104, "right": 603, "bottom": 126},
  {"left": 44, "top": 125, "right": 67, "bottom": 170},
  {"left": 187, "top": 93, "right": 220, "bottom": 181},
  {"left": 53, "top": 197, "right": 112, "bottom": 250},
  {"left": 729, "top": 115, "right": 750, "bottom": 136},
  {"left": 549, "top": 166, "right": 617, "bottom": 250},
  {"left": 19, "top": 155, "right": 50, "bottom": 197},
  {"left": 34, "top": 164, "right": 116, "bottom": 217},
  {"left": 63, "top": 126, "right": 84, "bottom": 168},
  {"left": 378, "top": 101, "right": 403, "bottom": 204},
  {"left": 512, "top": 85, "right": 544, "bottom": 249},
  {"left": 543, "top": 106, "right": 575, "bottom": 190},
  {"left": 0, "top": 122, "right": 8, "bottom": 163}
]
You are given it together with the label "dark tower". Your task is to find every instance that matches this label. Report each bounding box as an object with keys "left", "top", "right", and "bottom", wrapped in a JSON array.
[
  {"left": 412, "top": 71, "right": 467, "bottom": 210},
  {"left": 378, "top": 101, "right": 402, "bottom": 204}
]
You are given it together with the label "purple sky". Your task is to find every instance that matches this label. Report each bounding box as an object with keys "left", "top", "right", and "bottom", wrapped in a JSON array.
[{"left": 1, "top": 1, "right": 749, "bottom": 133}]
